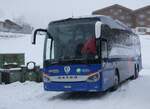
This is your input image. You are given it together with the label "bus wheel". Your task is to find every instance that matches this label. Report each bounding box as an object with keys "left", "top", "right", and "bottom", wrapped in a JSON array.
[
  {"left": 133, "top": 64, "right": 139, "bottom": 79},
  {"left": 110, "top": 70, "right": 119, "bottom": 91}
]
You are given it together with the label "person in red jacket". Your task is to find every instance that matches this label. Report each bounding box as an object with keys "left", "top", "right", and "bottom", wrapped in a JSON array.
[{"left": 81, "top": 37, "right": 96, "bottom": 55}]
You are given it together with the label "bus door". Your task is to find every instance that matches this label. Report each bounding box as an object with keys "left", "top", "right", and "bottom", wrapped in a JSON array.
[{"left": 101, "top": 39, "right": 114, "bottom": 89}]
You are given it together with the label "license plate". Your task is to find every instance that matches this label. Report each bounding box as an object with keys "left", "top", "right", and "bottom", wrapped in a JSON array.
[{"left": 64, "top": 85, "right": 72, "bottom": 88}]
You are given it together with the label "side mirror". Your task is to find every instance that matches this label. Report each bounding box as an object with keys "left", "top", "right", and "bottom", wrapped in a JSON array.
[
  {"left": 95, "top": 21, "right": 102, "bottom": 39},
  {"left": 32, "top": 29, "right": 48, "bottom": 44}
]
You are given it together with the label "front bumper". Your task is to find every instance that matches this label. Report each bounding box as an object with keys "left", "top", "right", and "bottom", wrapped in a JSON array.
[{"left": 44, "top": 81, "right": 103, "bottom": 92}]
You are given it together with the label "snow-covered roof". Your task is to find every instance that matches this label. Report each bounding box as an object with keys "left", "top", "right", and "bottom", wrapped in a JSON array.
[{"left": 0, "top": 18, "right": 6, "bottom": 22}]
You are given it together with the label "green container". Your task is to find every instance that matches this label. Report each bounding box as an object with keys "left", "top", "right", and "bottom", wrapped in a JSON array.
[
  {"left": 35, "top": 66, "right": 43, "bottom": 82},
  {"left": 9, "top": 70, "right": 23, "bottom": 83},
  {"left": 21, "top": 66, "right": 27, "bottom": 82},
  {"left": 2, "top": 68, "right": 23, "bottom": 84},
  {"left": 0, "top": 72, "right": 2, "bottom": 84},
  {"left": 21, "top": 66, "right": 42, "bottom": 82},
  {"left": 37, "top": 70, "right": 43, "bottom": 82},
  {"left": 25, "top": 71, "right": 38, "bottom": 81}
]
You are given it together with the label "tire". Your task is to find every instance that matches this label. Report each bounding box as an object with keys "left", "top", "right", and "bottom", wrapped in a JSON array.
[
  {"left": 133, "top": 64, "right": 139, "bottom": 79},
  {"left": 110, "top": 70, "right": 119, "bottom": 91}
]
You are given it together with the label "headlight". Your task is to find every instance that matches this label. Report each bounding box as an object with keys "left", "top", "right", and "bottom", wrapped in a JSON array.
[
  {"left": 43, "top": 73, "right": 51, "bottom": 82},
  {"left": 87, "top": 72, "right": 100, "bottom": 82}
]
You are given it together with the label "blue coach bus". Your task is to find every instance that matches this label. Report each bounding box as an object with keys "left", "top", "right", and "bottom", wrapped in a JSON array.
[{"left": 32, "top": 15, "right": 142, "bottom": 92}]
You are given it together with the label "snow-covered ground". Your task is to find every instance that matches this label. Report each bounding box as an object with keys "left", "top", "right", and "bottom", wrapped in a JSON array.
[{"left": 0, "top": 35, "right": 150, "bottom": 109}]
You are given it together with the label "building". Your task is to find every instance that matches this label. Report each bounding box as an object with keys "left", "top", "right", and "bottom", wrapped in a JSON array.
[
  {"left": 92, "top": 4, "right": 134, "bottom": 28},
  {"left": 4, "top": 20, "right": 22, "bottom": 30},
  {"left": 0, "top": 21, "right": 4, "bottom": 30},
  {"left": 0, "top": 19, "right": 22, "bottom": 32},
  {"left": 0, "top": 19, "right": 33, "bottom": 34},
  {"left": 0, "top": 33, "right": 45, "bottom": 68},
  {"left": 133, "top": 6, "right": 150, "bottom": 34},
  {"left": 92, "top": 4, "right": 150, "bottom": 34}
]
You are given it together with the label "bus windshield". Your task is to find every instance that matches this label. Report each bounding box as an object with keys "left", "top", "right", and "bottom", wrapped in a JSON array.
[{"left": 47, "top": 20, "right": 98, "bottom": 62}]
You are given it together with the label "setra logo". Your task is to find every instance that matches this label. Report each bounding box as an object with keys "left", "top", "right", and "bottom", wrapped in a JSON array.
[{"left": 64, "top": 66, "right": 71, "bottom": 74}]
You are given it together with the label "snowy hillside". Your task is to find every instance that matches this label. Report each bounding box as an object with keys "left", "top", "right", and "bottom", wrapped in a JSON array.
[{"left": 0, "top": 35, "right": 150, "bottom": 109}]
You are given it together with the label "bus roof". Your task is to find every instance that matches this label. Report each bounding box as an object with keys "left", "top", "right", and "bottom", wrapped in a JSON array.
[{"left": 49, "top": 15, "right": 132, "bottom": 32}]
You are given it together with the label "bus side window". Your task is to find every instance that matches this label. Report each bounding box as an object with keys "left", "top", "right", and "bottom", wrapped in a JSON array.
[
  {"left": 101, "top": 40, "right": 108, "bottom": 59},
  {"left": 101, "top": 24, "right": 112, "bottom": 56}
]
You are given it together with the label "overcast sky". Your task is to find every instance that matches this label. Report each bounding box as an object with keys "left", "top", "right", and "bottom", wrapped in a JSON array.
[{"left": 0, "top": 0, "right": 150, "bottom": 28}]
